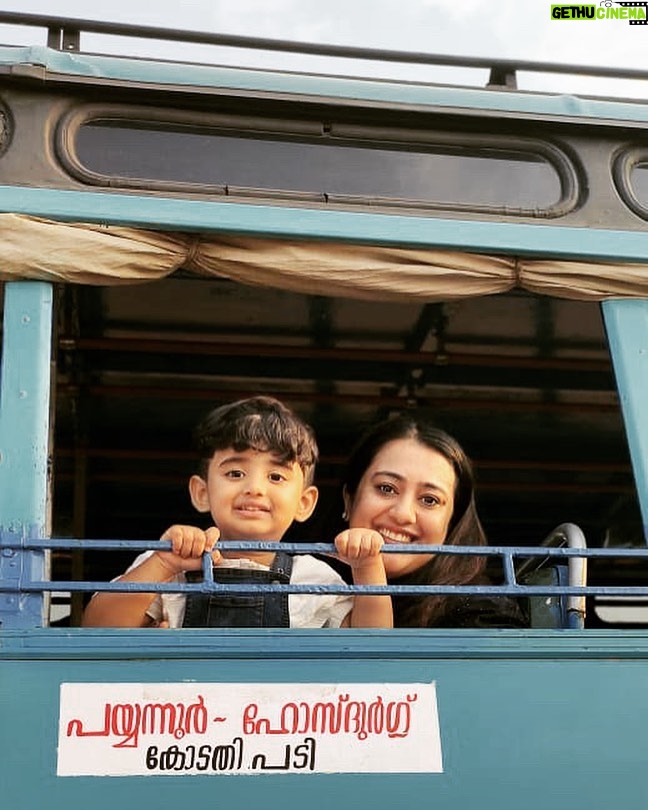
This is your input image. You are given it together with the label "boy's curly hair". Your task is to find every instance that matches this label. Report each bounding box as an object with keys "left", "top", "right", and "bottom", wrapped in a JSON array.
[{"left": 193, "top": 396, "right": 318, "bottom": 485}]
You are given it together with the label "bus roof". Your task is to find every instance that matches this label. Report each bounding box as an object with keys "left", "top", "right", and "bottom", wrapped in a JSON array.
[{"left": 0, "top": 42, "right": 647, "bottom": 125}]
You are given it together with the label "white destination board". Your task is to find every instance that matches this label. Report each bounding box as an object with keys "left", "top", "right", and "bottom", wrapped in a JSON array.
[{"left": 57, "top": 682, "right": 442, "bottom": 776}]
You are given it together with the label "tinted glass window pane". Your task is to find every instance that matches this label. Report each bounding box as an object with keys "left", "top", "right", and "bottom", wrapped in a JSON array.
[
  {"left": 75, "top": 123, "right": 561, "bottom": 208},
  {"left": 631, "top": 164, "right": 648, "bottom": 207},
  {"left": 0, "top": 105, "right": 10, "bottom": 157}
]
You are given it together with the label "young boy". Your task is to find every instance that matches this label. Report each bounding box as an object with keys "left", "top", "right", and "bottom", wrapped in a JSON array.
[{"left": 82, "top": 396, "right": 392, "bottom": 629}]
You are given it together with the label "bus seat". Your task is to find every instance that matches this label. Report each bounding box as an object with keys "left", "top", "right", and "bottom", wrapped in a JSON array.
[{"left": 517, "top": 523, "right": 587, "bottom": 629}]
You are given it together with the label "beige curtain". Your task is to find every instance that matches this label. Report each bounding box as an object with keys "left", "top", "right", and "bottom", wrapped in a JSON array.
[
  {"left": 519, "top": 258, "right": 648, "bottom": 301},
  {"left": 1, "top": 213, "right": 647, "bottom": 302},
  {"left": 0, "top": 215, "right": 188, "bottom": 285},
  {"left": 193, "top": 237, "right": 515, "bottom": 302}
]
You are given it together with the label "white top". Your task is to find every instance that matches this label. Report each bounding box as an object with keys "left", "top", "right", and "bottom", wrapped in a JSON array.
[{"left": 127, "top": 552, "right": 353, "bottom": 629}]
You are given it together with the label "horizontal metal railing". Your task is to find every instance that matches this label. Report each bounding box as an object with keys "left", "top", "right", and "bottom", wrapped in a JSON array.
[
  {"left": 1, "top": 11, "right": 647, "bottom": 84},
  {"left": 1, "top": 535, "right": 648, "bottom": 598}
]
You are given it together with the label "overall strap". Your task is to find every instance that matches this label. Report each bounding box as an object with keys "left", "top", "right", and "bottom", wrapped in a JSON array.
[
  {"left": 265, "top": 550, "right": 294, "bottom": 626},
  {"left": 270, "top": 550, "right": 294, "bottom": 579}
]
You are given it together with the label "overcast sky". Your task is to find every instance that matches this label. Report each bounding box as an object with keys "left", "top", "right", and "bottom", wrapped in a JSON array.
[{"left": 0, "top": 0, "right": 646, "bottom": 98}]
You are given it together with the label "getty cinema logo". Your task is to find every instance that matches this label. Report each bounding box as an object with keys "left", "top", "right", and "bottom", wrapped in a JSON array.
[{"left": 551, "top": 2, "right": 648, "bottom": 23}]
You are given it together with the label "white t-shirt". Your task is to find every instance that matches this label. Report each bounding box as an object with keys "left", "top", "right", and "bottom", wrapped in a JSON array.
[{"left": 127, "top": 552, "right": 353, "bottom": 629}]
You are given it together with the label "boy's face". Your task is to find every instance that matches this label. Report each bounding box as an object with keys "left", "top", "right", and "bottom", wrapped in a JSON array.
[{"left": 189, "top": 447, "right": 318, "bottom": 542}]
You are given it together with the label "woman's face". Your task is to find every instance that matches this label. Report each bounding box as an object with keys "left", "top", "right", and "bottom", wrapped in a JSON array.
[{"left": 345, "top": 437, "right": 457, "bottom": 579}]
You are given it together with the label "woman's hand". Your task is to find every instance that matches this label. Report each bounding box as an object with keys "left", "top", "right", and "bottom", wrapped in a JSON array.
[
  {"left": 335, "top": 528, "right": 392, "bottom": 628},
  {"left": 334, "top": 528, "right": 384, "bottom": 571}
]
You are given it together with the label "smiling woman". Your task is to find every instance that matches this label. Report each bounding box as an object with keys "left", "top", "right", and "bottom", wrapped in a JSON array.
[{"left": 340, "top": 414, "right": 527, "bottom": 628}]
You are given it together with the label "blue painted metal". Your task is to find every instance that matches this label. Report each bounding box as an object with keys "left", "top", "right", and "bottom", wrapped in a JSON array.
[
  {"left": 9, "top": 537, "right": 648, "bottom": 558},
  {"left": 2, "top": 186, "right": 648, "bottom": 263},
  {"left": 2, "top": 44, "right": 648, "bottom": 125},
  {"left": 3, "top": 629, "right": 648, "bottom": 810},
  {"left": 1, "top": 538, "right": 648, "bottom": 599},
  {"left": 0, "top": 281, "right": 53, "bottom": 628},
  {"left": 602, "top": 300, "right": 648, "bottom": 542}
]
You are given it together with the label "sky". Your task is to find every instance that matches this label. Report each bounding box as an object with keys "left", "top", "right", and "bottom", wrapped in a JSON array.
[{"left": 0, "top": 0, "right": 646, "bottom": 99}]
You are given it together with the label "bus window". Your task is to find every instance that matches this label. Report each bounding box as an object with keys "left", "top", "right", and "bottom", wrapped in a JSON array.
[
  {"left": 630, "top": 162, "right": 648, "bottom": 209},
  {"left": 67, "top": 117, "right": 565, "bottom": 211},
  {"left": 46, "top": 276, "right": 642, "bottom": 624}
]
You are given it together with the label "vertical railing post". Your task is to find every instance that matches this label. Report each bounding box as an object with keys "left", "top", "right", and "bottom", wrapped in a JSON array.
[
  {"left": 0, "top": 281, "right": 54, "bottom": 628},
  {"left": 602, "top": 299, "right": 648, "bottom": 544}
]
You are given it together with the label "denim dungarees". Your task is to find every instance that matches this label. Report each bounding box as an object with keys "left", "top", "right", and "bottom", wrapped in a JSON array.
[{"left": 182, "top": 551, "right": 293, "bottom": 628}]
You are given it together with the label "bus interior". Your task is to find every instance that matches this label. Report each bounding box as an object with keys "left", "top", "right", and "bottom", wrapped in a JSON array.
[{"left": 43, "top": 272, "right": 645, "bottom": 626}]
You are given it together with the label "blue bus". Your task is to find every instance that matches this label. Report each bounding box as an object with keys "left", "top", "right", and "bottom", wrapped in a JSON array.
[{"left": 1, "top": 12, "right": 648, "bottom": 809}]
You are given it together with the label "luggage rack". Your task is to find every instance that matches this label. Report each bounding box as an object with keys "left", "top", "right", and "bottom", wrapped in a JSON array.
[{"left": 1, "top": 10, "right": 647, "bottom": 88}]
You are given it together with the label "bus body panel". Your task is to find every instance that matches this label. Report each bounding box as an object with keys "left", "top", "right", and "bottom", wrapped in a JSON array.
[{"left": 3, "top": 630, "right": 648, "bottom": 810}]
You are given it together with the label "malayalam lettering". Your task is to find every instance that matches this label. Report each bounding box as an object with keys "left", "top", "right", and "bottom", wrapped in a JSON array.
[{"left": 57, "top": 682, "right": 442, "bottom": 776}]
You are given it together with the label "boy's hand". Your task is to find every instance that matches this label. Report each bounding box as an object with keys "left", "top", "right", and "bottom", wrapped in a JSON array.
[
  {"left": 334, "top": 528, "right": 384, "bottom": 571},
  {"left": 156, "top": 525, "right": 222, "bottom": 573}
]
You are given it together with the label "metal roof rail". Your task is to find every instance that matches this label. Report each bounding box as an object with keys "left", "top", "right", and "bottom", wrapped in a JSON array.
[{"left": 1, "top": 11, "right": 647, "bottom": 88}]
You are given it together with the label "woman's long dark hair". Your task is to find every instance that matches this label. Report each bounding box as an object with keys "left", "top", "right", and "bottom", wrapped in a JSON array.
[{"left": 343, "top": 415, "right": 487, "bottom": 627}]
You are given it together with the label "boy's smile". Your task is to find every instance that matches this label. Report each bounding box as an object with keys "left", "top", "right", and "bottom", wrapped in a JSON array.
[
  {"left": 189, "top": 447, "right": 318, "bottom": 554},
  {"left": 236, "top": 502, "right": 271, "bottom": 514}
]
